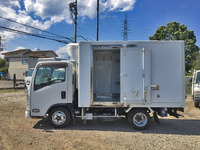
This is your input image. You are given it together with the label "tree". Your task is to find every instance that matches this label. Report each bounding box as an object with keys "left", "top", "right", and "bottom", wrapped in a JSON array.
[
  {"left": 0, "top": 58, "right": 6, "bottom": 68},
  {"left": 192, "top": 52, "right": 200, "bottom": 71},
  {"left": 0, "top": 58, "right": 8, "bottom": 73},
  {"left": 149, "top": 22, "right": 199, "bottom": 73}
]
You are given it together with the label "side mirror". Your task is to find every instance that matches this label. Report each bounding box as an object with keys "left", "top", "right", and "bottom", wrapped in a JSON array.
[
  {"left": 24, "top": 71, "right": 27, "bottom": 77},
  {"left": 189, "top": 77, "right": 192, "bottom": 83}
]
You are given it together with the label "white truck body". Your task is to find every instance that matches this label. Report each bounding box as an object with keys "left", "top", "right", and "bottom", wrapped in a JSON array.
[
  {"left": 26, "top": 41, "right": 185, "bottom": 130},
  {"left": 75, "top": 41, "right": 185, "bottom": 108}
]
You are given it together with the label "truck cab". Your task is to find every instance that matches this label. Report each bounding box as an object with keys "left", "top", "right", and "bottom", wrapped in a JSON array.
[
  {"left": 191, "top": 70, "right": 200, "bottom": 107},
  {"left": 25, "top": 61, "right": 75, "bottom": 121}
]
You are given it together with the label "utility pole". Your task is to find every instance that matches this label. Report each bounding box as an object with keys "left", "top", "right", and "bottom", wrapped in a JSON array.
[
  {"left": 96, "top": 0, "right": 99, "bottom": 41},
  {"left": 69, "top": 0, "right": 78, "bottom": 43},
  {"left": 123, "top": 14, "right": 128, "bottom": 41},
  {"left": 0, "top": 36, "right": 3, "bottom": 51}
]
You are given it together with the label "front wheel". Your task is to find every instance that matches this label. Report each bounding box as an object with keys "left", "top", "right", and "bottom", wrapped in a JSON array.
[
  {"left": 127, "top": 109, "right": 151, "bottom": 130},
  {"left": 49, "top": 107, "right": 71, "bottom": 128}
]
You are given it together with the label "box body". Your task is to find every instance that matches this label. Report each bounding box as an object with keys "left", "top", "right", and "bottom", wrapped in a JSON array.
[{"left": 72, "top": 41, "right": 185, "bottom": 108}]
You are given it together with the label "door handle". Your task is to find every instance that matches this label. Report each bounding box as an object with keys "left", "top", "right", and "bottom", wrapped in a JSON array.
[{"left": 61, "top": 91, "right": 66, "bottom": 99}]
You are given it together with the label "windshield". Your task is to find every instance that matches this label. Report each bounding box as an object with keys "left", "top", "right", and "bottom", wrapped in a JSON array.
[
  {"left": 26, "top": 69, "right": 34, "bottom": 77},
  {"left": 34, "top": 64, "right": 67, "bottom": 90},
  {"left": 196, "top": 72, "right": 200, "bottom": 83}
]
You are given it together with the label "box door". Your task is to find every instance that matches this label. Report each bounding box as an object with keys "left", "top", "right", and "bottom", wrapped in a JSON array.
[{"left": 120, "top": 45, "right": 151, "bottom": 104}]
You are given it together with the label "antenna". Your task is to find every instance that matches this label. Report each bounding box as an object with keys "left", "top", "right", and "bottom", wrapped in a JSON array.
[{"left": 122, "top": 14, "right": 129, "bottom": 41}]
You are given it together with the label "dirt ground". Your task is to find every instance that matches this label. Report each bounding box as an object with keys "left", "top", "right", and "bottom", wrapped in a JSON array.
[{"left": 0, "top": 91, "right": 200, "bottom": 150}]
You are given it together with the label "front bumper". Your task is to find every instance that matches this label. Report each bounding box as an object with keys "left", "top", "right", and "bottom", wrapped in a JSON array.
[
  {"left": 25, "top": 110, "right": 31, "bottom": 118},
  {"left": 194, "top": 99, "right": 200, "bottom": 103}
]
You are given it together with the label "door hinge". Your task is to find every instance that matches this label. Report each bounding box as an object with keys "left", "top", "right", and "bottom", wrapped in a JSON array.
[{"left": 122, "top": 44, "right": 127, "bottom": 55}]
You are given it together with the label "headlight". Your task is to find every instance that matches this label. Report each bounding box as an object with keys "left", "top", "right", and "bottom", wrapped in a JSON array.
[
  {"left": 194, "top": 91, "right": 200, "bottom": 95},
  {"left": 194, "top": 91, "right": 200, "bottom": 98}
]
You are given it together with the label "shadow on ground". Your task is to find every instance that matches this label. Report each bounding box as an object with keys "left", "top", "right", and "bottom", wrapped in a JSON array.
[{"left": 33, "top": 118, "right": 200, "bottom": 136}]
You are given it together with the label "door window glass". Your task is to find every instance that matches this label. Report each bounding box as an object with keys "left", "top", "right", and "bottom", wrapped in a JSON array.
[
  {"left": 34, "top": 64, "right": 67, "bottom": 90},
  {"left": 196, "top": 72, "right": 200, "bottom": 83}
]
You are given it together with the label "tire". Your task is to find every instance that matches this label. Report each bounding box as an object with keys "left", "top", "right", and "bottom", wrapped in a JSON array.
[
  {"left": 127, "top": 109, "right": 151, "bottom": 130},
  {"left": 194, "top": 102, "right": 199, "bottom": 108},
  {"left": 49, "top": 107, "right": 71, "bottom": 128}
]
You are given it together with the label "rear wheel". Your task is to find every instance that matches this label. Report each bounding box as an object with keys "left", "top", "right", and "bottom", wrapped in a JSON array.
[
  {"left": 128, "top": 109, "right": 151, "bottom": 130},
  {"left": 49, "top": 107, "right": 71, "bottom": 128}
]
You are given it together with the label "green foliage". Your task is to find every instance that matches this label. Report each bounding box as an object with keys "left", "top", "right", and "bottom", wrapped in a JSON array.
[
  {"left": 0, "top": 67, "right": 8, "bottom": 72},
  {"left": 0, "top": 58, "right": 6, "bottom": 68},
  {"left": 149, "top": 22, "right": 199, "bottom": 73},
  {"left": 185, "top": 76, "right": 192, "bottom": 95},
  {"left": 191, "top": 52, "right": 200, "bottom": 71}
]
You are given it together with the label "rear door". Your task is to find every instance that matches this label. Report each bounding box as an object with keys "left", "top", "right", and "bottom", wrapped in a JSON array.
[
  {"left": 120, "top": 44, "right": 151, "bottom": 104},
  {"left": 30, "top": 63, "right": 68, "bottom": 117}
]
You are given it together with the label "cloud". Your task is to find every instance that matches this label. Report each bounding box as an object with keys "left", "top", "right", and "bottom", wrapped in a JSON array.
[
  {"left": 0, "top": 1, "right": 52, "bottom": 42},
  {"left": 56, "top": 45, "right": 69, "bottom": 59},
  {"left": 104, "top": 0, "right": 136, "bottom": 12},
  {"left": 0, "top": 0, "right": 136, "bottom": 42},
  {"left": 14, "top": 46, "right": 26, "bottom": 50}
]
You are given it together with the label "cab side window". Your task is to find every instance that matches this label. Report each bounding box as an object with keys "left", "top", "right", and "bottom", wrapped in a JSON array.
[{"left": 34, "top": 64, "right": 67, "bottom": 90}]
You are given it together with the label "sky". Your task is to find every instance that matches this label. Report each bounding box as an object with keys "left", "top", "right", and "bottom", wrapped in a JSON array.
[{"left": 0, "top": 0, "right": 200, "bottom": 58}]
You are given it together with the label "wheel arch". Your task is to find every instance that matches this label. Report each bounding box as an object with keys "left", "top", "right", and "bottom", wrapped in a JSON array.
[
  {"left": 46, "top": 103, "right": 73, "bottom": 116},
  {"left": 125, "top": 107, "right": 153, "bottom": 114}
]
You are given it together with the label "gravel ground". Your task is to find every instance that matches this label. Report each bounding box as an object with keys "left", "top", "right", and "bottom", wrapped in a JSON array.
[{"left": 0, "top": 91, "right": 200, "bottom": 150}]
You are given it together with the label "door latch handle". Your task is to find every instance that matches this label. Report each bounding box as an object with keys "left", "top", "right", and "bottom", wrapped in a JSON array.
[{"left": 61, "top": 91, "right": 66, "bottom": 99}]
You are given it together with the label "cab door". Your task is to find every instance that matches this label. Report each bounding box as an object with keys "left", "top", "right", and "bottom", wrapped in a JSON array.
[{"left": 30, "top": 63, "right": 68, "bottom": 117}]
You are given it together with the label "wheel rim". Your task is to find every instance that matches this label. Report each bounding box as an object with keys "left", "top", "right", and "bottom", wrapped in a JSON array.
[
  {"left": 52, "top": 111, "right": 66, "bottom": 125},
  {"left": 133, "top": 112, "right": 147, "bottom": 127}
]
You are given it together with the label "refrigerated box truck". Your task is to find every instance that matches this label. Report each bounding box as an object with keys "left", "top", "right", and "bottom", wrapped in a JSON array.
[{"left": 25, "top": 41, "right": 185, "bottom": 130}]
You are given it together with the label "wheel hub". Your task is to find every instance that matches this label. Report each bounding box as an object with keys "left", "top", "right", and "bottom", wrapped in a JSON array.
[
  {"left": 52, "top": 111, "right": 66, "bottom": 125},
  {"left": 133, "top": 112, "right": 147, "bottom": 127}
]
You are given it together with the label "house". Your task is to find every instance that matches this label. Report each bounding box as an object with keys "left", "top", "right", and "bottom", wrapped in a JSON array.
[{"left": 3, "top": 49, "right": 58, "bottom": 80}]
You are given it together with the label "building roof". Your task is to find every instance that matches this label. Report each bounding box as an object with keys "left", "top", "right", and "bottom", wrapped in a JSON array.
[
  {"left": 2, "top": 49, "right": 58, "bottom": 58},
  {"left": 2, "top": 49, "right": 31, "bottom": 56},
  {"left": 23, "top": 50, "right": 58, "bottom": 58}
]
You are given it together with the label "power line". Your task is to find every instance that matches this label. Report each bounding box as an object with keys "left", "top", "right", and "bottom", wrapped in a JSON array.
[
  {"left": 77, "top": 33, "right": 88, "bottom": 41},
  {"left": 0, "top": 15, "right": 73, "bottom": 42},
  {"left": 0, "top": 26, "right": 69, "bottom": 44},
  {"left": 77, "top": 27, "right": 95, "bottom": 40}
]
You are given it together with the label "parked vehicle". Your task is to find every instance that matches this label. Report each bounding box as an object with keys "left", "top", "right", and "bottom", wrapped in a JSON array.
[
  {"left": 24, "top": 68, "right": 34, "bottom": 89},
  {"left": 25, "top": 41, "right": 185, "bottom": 130},
  {"left": 0, "top": 72, "right": 6, "bottom": 79},
  {"left": 190, "top": 70, "right": 200, "bottom": 107}
]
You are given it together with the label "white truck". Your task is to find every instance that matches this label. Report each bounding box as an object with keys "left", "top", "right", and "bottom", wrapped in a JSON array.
[
  {"left": 190, "top": 70, "right": 200, "bottom": 107},
  {"left": 25, "top": 41, "right": 185, "bottom": 130}
]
